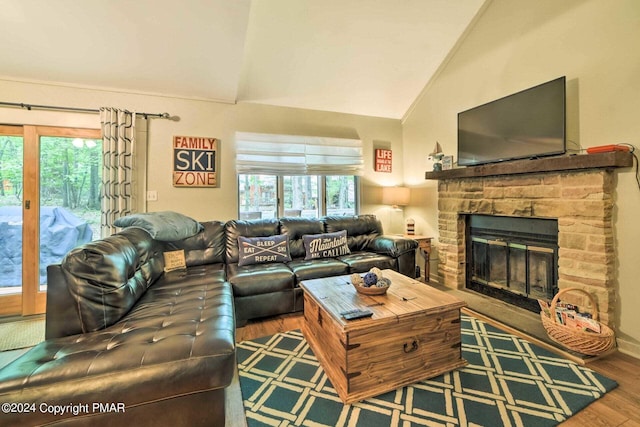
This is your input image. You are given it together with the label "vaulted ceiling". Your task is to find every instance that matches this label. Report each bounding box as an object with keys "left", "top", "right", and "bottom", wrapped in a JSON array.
[{"left": 0, "top": 0, "right": 486, "bottom": 119}]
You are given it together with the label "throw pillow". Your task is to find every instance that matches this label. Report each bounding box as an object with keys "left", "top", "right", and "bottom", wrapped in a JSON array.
[
  {"left": 163, "top": 249, "right": 187, "bottom": 272},
  {"left": 238, "top": 234, "right": 291, "bottom": 266},
  {"left": 303, "top": 230, "right": 350, "bottom": 260},
  {"left": 114, "top": 211, "right": 204, "bottom": 241}
]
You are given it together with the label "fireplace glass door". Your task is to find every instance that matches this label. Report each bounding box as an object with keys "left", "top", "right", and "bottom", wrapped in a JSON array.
[
  {"left": 528, "top": 246, "right": 555, "bottom": 300},
  {"left": 466, "top": 215, "right": 558, "bottom": 311},
  {"left": 470, "top": 237, "right": 488, "bottom": 284},
  {"left": 508, "top": 243, "right": 527, "bottom": 296},
  {"left": 488, "top": 240, "right": 507, "bottom": 288}
]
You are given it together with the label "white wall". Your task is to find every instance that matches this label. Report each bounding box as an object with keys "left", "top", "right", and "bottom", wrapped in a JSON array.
[
  {"left": 402, "top": 0, "right": 640, "bottom": 357},
  {"left": 0, "top": 79, "right": 404, "bottom": 230}
]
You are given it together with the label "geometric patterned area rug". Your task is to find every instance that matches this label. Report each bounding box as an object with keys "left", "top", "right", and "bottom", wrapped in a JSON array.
[{"left": 237, "top": 315, "right": 617, "bottom": 427}]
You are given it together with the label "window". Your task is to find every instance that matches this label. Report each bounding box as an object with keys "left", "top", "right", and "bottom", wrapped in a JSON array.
[
  {"left": 238, "top": 174, "right": 277, "bottom": 219},
  {"left": 236, "top": 132, "right": 362, "bottom": 219},
  {"left": 325, "top": 175, "right": 357, "bottom": 215},
  {"left": 238, "top": 174, "right": 358, "bottom": 219},
  {"left": 283, "top": 175, "right": 318, "bottom": 217}
]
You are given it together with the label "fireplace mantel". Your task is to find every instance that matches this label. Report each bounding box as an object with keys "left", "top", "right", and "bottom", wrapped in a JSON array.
[{"left": 425, "top": 151, "right": 633, "bottom": 180}]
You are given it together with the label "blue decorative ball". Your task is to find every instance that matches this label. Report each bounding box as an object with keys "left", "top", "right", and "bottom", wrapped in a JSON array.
[{"left": 363, "top": 272, "right": 378, "bottom": 287}]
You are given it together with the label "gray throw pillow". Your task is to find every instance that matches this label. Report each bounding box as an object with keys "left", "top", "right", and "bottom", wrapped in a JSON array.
[
  {"left": 238, "top": 234, "right": 292, "bottom": 266},
  {"left": 114, "top": 211, "right": 204, "bottom": 241},
  {"left": 303, "top": 230, "right": 350, "bottom": 260}
]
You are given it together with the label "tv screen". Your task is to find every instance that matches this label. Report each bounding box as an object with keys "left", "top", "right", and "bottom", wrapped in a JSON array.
[{"left": 457, "top": 77, "right": 566, "bottom": 166}]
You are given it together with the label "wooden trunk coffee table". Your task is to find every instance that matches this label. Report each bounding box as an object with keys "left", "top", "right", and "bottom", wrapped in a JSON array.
[{"left": 299, "top": 269, "right": 467, "bottom": 404}]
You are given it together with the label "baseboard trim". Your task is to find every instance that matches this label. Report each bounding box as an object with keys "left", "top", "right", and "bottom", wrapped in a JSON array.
[{"left": 616, "top": 337, "right": 640, "bottom": 360}]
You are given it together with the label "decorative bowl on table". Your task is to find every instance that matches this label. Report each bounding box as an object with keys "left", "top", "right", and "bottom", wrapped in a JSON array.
[{"left": 350, "top": 268, "right": 391, "bottom": 295}]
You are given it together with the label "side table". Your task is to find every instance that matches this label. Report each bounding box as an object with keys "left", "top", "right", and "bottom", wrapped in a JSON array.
[{"left": 405, "top": 235, "right": 432, "bottom": 282}]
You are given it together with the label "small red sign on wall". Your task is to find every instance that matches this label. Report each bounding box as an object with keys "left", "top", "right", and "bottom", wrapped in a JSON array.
[{"left": 375, "top": 148, "right": 392, "bottom": 173}]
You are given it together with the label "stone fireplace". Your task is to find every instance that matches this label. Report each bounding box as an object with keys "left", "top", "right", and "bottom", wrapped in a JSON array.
[{"left": 426, "top": 152, "right": 633, "bottom": 329}]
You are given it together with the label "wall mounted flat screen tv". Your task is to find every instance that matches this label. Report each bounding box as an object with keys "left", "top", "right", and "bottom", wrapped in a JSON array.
[{"left": 458, "top": 76, "right": 566, "bottom": 166}]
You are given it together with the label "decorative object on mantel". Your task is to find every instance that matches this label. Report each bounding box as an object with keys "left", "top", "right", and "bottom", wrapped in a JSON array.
[
  {"left": 540, "top": 287, "right": 616, "bottom": 356},
  {"left": 441, "top": 154, "right": 454, "bottom": 170},
  {"left": 427, "top": 141, "right": 444, "bottom": 171}
]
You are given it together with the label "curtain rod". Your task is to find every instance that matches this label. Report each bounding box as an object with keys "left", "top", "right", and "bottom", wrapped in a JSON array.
[{"left": 0, "top": 101, "right": 179, "bottom": 120}]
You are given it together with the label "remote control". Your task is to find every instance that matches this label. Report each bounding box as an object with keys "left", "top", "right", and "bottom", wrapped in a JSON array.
[
  {"left": 343, "top": 309, "right": 373, "bottom": 320},
  {"left": 339, "top": 308, "right": 362, "bottom": 316}
]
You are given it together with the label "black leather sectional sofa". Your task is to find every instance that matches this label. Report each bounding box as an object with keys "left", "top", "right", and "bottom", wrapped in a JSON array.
[
  {"left": 0, "top": 214, "right": 417, "bottom": 426},
  {"left": 226, "top": 215, "right": 418, "bottom": 325}
]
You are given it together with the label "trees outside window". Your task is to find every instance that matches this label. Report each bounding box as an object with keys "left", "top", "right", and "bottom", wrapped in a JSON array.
[
  {"left": 238, "top": 175, "right": 358, "bottom": 219},
  {"left": 40, "top": 137, "right": 102, "bottom": 212},
  {"left": 325, "top": 176, "right": 356, "bottom": 215}
]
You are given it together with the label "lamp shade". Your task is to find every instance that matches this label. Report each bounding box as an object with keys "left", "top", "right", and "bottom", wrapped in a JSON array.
[{"left": 381, "top": 186, "right": 410, "bottom": 207}]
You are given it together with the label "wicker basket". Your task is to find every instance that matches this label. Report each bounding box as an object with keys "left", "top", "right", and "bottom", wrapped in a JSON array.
[{"left": 540, "top": 287, "right": 615, "bottom": 356}]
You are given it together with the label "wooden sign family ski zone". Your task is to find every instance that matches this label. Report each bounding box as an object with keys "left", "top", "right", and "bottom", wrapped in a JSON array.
[{"left": 173, "top": 135, "right": 218, "bottom": 187}]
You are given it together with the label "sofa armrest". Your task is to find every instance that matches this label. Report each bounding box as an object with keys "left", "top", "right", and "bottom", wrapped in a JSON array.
[
  {"left": 368, "top": 235, "right": 418, "bottom": 257},
  {"left": 45, "top": 264, "right": 84, "bottom": 339}
]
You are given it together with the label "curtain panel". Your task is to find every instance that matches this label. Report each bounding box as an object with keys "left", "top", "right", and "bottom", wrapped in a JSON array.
[{"left": 100, "top": 108, "right": 136, "bottom": 237}]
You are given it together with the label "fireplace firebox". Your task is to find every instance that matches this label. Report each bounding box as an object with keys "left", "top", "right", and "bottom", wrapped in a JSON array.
[{"left": 465, "top": 215, "right": 558, "bottom": 312}]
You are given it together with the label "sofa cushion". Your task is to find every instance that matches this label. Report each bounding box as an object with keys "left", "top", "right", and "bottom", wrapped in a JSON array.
[
  {"left": 165, "top": 220, "right": 226, "bottom": 266},
  {"left": 227, "top": 263, "right": 295, "bottom": 297},
  {"left": 303, "top": 230, "right": 350, "bottom": 260},
  {"left": 163, "top": 263, "right": 227, "bottom": 284},
  {"left": 225, "top": 219, "right": 280, "bottom": 263},
  {"left": 61, "top": 232, "right": 164, "bottom": 332},
  {"left": 324, "top": 214, "right": 382, "bottom": 252},
  {"left": 287, "top": 258, "right": 349, "bottom": 282},
  {"left": 280, "top": 217, "right": 325, "bottom": 258},
  {"left": 238, "top": 234, "right": 291, "bottom": 266},
  {"left": 114, "top": 211, "right": 204, "bottom": 241}
]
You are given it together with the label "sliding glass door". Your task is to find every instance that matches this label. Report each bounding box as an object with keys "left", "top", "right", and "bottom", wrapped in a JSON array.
[
  {"left": 0, "top": 125, "right": 25, "bottom": 314},
  {"left": 0, "top": 125, "right": 101, "bottom": 316}
]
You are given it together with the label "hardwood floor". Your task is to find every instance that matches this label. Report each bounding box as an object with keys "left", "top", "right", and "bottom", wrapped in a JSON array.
[
  {"left": 231, "top": 313, "right": 640, "bottom": 427},
  {"left": 235, "top": 313, "right": 303, "bottom": 343}
]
